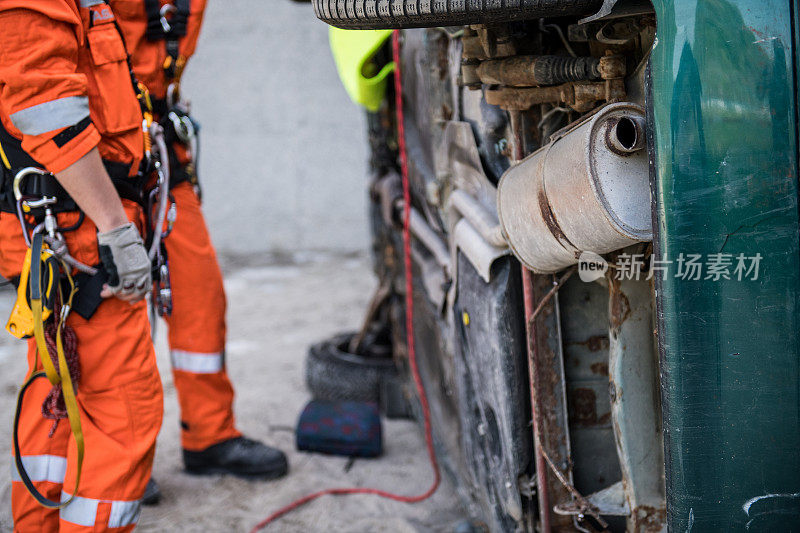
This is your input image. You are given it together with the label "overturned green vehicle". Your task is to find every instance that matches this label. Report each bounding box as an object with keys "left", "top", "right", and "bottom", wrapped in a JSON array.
[{"left": 312, "top": 1, "right": 800, "bottom": 531}]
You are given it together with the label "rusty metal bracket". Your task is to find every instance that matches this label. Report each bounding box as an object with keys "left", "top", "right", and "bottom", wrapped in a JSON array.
[{"left": 486, "top": 79, "right": 626, "bottom": 111}]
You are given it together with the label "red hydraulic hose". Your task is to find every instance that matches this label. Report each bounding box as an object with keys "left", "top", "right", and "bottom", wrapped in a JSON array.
[{"left": 249, "top": 30, "right": 440, "bottom": 533}]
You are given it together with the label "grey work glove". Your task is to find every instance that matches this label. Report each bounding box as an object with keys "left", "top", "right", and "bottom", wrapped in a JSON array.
[{"left": 97, "top": 222, "right": 152, "bottom": 301}]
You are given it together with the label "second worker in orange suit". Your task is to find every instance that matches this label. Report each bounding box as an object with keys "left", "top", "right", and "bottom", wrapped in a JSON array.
[{"left": 113, "top": 0, "right": 289, "bottom": 501}]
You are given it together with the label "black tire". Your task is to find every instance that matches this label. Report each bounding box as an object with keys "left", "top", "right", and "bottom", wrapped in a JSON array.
[
  {"left": 306, "top": 332, "right": 397, "bottom": 403},
  {"left": 313, "top": 0, "right": 603, "bottom": 30}
]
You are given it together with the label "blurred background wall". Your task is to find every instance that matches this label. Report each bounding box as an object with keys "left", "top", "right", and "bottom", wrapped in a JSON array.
[{"left": 181, "top": 0, "right": 370, "bottom": 257}]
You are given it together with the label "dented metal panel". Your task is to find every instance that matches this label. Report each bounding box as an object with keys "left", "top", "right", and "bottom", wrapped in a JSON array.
[{"left": 650, "top": 0, "right": 800, "bottom": 529}]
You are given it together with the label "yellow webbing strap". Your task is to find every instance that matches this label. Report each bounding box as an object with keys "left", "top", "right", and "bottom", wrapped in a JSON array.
[
  {"left": 0, "top": 140, "right": 11, "bottom": 170},
  {"left": 14, "top": 233, "right": 84, "bottom": 509}
]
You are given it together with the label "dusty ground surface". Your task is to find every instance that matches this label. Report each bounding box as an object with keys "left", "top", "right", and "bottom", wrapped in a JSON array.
[{"left": 0, "top": 256, "right": 464, "bottom": 532}]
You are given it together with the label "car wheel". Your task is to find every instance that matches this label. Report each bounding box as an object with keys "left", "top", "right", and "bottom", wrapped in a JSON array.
[{"left": 313, "top": 0, "right": 603, "bottom": 30}]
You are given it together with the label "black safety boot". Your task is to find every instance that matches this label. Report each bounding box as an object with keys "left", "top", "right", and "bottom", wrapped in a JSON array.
[
  {"left": 142, "top": 478, "right": 161, "bottom": 506},
  {"left": 183, "top": 436, "right": 288, "bottom": 479}
]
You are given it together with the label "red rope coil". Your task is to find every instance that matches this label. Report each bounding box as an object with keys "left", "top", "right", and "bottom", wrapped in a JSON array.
[{"left": 40, "top": 299, "right": 80, "bottom": 438}]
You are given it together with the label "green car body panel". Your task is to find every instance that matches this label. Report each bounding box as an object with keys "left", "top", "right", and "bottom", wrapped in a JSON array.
[{"left": 650, "top": 0, "right": 800, "bottom": 529}]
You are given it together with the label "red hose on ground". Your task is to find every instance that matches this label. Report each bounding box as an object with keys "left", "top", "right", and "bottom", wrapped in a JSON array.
[{"left": 249, "top": 30, "right": 441, "bottom": 533}]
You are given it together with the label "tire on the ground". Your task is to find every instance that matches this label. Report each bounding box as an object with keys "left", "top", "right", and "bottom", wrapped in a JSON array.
[
  {"left": 313, "top": 0, "right": 604, "bottom": 30},
  {"left": 306, "top": 332, "right": 397, "bottom": 403}
]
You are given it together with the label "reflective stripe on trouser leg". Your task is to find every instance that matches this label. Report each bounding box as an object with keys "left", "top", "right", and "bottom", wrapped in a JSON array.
[
  {"left": 12, "top": 455, "right": 67, "bottom": 484},
  {"left": 164, "top": 182, "right": 240, "bottom": 451},
  {"left": 59, "top": 492, "right": 140, "bottom": 528},
  {"left": 170, "top": 349, "right": 224, "bottom": 373}
]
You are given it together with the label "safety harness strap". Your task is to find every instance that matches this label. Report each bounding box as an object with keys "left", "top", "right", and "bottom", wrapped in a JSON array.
[
  {"left": 14, "top": 233, "right": 84, "bottom": 509},
  {"left": 144, "top": 0, "right": 163, "bottom": 39},
  {"left": 30, "top": 235, "right": 58, "bottom": 385},
  {"left": 0, "top": 160, "right": 142, "bottom": 215}
]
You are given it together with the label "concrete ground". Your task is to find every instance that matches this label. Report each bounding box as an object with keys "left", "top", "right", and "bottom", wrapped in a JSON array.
[{"left": 0, "top": 257, "right": 463, "bottom": 532}]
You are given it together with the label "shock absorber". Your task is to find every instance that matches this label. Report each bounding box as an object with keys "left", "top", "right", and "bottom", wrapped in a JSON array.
[{"left": 477, "top": 54, "right": 624, "bottom": 87}]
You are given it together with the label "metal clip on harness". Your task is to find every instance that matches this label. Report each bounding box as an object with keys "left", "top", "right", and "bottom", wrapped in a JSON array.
[
  {"left": 147, "top": 122, "right": 175, "bottom": 317},
  {"left": 159, "top": 3, "right": 177, "bottom": 33},
  {"left": 13, "top": 168, "right": 97, "bottom": 275},
  {"left": 169, "top": 108, "right": 197, "bottom": 164}
]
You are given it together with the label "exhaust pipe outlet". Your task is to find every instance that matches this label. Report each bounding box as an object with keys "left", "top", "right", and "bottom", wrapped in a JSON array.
[{"left": 497, "top": 103, "right": 652, "bottom": 273}]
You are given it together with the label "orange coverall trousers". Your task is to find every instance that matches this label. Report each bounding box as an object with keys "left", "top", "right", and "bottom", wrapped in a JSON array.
[
  {"left": 162, "top": 181, "right": 240, "bottom": 451},
  {"left": 2, "top": 203, "right": 162, "bottom": 532}
]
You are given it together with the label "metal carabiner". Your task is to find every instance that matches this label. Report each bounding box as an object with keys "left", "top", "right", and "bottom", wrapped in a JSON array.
[
  {"left": 166, "top": 83, "right": 179, "bottom": 110},
  {"left": 13, "top": 167, "right": 97, "bottom": 274},
  {"left": 13, "top": 167, "right": 52, "bottom": 203},
  {"left": 14, "top": 168, "right": 60, "bottom": 244},
  {"left": 159, "top": 3, "right": 177, "bottom": 33},
  {"left": 167, "top": 111, "right": 198, "bottom": 169},
  {"left": 168, "top": 111, "right": 195, "bottom": 144},
  {"left": 156, "top": 260, "right": 173, "bottom": 317}
]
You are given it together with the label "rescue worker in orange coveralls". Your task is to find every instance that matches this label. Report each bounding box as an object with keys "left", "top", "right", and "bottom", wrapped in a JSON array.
[
  {"left": 0, "top": 1, "right": 160, "bottom": 530},
  {"left": 1, "top": 0, "right": 287, "bottom": 529},
  {"left": 114, "top": 0, "right": 289, "bottom": 503}
]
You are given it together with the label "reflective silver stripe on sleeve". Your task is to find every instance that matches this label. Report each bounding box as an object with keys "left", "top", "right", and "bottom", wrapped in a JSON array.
[
  {"left": 11, "top": 455, "right": 67, "bottom": 484},
  {"left": 170, "top": 350, "right": 224, "bottom": 374},
  {"left": 79, "top": 0, "right": 105, "bottom": 7},
  {"left": 60, "top": 492, "right": 141, "bottom": 528},
  {"left": 9, "top": 96, "right": 90, "bottom": 136}
]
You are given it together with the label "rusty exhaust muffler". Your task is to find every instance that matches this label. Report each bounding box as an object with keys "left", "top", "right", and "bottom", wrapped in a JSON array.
[{"left": 497, "top": 103, "right": 652, "bottom": 273}]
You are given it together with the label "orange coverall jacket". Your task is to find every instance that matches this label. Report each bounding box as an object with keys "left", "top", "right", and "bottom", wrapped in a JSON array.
[{"left": 0, "top": 0, "right": 144, "bottom": 176}]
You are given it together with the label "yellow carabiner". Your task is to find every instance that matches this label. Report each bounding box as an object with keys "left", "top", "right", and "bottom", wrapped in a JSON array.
[{"left": 6, "top": 246, "right": 56, "bottom": 340}]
